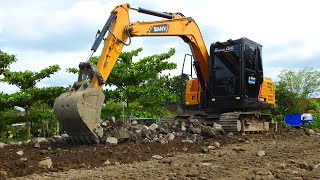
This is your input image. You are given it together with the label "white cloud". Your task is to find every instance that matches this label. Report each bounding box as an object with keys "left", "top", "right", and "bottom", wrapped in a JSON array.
[{"left": 1, "top": 0, "right": 320, "bottom": 94}]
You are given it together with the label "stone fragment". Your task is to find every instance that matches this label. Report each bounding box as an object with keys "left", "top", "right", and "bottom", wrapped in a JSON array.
[
  {"left": 306, "top": 129, "right": 316, "bottom": 136},
  {"left": 182, "top": 139, "right": 194, "bottom": 143},
  {"left": 149, "top": 123, "right": 159, "bottom": 132},
  {"left": 200, "top": 162, "right": 212, "bottom": 166},
  {"left": 165, "top": 133, "right": 175, "bottom": 142},
  {"left": 38, "top": 157, "right": 53, "bottom": 169},
  {"left": 113, "top": 129, "right": 130, "bottom": 140},
  {"left": 189, "top": 124, "right": 201, "bottom": 134},
  {"left": 103, "top": 160, "right": 111, "bottom": 166},
  {"left": 34, "top": 142, "right": 40, "bottom": 148},
  {"left": 0, "top": 170, "right": 7, "bottom": 178},
  {"left": 19, "top": 157, "right": 28, "bottom": 162},
  {"left": 0, "top": 142, "right": 6, "bottom": 148},
  {"left": 16, "top": 150, "right": 24, "bottom": 156},
  {"left": 152, "top": 155, "right": 164, "bottom": 160},
  {"left": 201, "top": 126, "right": 216, "bottom": 138},
  {"left": 257, "top": 151, "right": 266, "bottom": 157},
  {"left": 106, "top": 137, "right": 118, "bottom": 144},
  {"left": 213, "top": 141, "right": 220, "bottom": 148},
  {"left": 131, "top": 120, "right": 138, "bottom": 126}
]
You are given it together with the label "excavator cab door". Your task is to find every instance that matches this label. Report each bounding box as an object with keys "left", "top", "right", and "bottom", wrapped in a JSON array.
[{"left": 243, "top": 42, "right": 263, "bottom": 99}]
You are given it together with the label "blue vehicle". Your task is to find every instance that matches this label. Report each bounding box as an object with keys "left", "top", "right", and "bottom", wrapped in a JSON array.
[{"left": 284, "top": 113, "right": 313, "bottom": 127}]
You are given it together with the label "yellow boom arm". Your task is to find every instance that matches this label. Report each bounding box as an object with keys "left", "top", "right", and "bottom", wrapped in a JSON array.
[{"left": 91, "top": 4, "right": 209, "bottom": 92}]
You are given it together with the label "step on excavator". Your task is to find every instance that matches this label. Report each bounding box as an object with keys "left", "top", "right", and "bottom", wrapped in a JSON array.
[{"left": 53, "top": 4, "right": 276, "bottom": 144}]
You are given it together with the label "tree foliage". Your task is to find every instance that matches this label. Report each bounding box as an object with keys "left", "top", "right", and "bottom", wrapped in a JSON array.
[
  {"left": 0, "top": 50, "right": 17, "bottom": 74},
  {"left": 1, "top": 65, "right": 60, "bottom": 90},
  {"left": 275, "top": 68, "right": 320, "bottom": 114}
]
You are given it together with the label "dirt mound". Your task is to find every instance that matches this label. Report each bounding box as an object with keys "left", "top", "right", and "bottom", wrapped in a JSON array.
[{"left": 1, "top": 126, "right": 318, "bottom": 179}]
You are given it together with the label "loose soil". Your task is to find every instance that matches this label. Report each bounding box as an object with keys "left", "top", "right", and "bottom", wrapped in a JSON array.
[{"left": 1, "top": 127, "right": 320, "bottom": 179}]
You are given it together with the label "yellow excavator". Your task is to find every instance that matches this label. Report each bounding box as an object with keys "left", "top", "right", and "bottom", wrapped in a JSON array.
[{"left": 53, "top": 4, "right": 276, "bottom": 143}]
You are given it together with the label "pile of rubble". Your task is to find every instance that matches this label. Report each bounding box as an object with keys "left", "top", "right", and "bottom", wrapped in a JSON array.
[
  {"left": 99, "top": 118, "right": 225, "bottom": 145},
  {"left": 0, "top": 119, "right": 224, "bottom": 147}
]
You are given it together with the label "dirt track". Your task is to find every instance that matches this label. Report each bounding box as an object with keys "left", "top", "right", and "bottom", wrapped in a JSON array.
[{"left": 1, "top": 127, "right": 320, "bottom": 179}]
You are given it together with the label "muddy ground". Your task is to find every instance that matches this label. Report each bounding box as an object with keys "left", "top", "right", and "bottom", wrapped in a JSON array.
[{"left": 1, "top": 127, "right": 320, "bottom": 179}]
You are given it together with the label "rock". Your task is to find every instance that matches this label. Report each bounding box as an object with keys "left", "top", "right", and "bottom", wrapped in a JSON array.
[
  {"left": 191, "top": 134, "right": 197, "bottom": 142},
  {"left": 287, "top": 159, "right": 296, "bottom": 164},
  {"left": 257, "top": 150, "right": 266, "bottom": 157},
  {"left": 189, "top": 124, "right": 201, "bottom": 134},
  {"left": 103, "top": 160, "right": 111, "bottom": 166},
  {"left": 142, "top": 125, "right": 149, "bottom": 131},
  {"left": 213, "top": 123, "right": 223, "bottom": 130},
  {"left": 110, "top": 117, "right": 116, "bottom": 123},
  {"left": 182, "top": 147, "right": 188, "bottom": 152},
  {"left": 149, "top": 123, "right": 159, "bottom": 132},
  {"left": 7, "top": 141, "right": 16, "bottom": 146},
  {"left": 101, "top": 122, "right": 107, "bottom": 127},
  {"left": 34, "top": 137, "right": 48, "bottom": 143},
  {"left": 314, "top": 163, "right": 320, "bottom": 169},
  {"left": 201, "top": 126, "right": 216, "bottom": 138},
  {"left": 16, "top": 150, "right": 24, "bottom": 156},
  {"left": 34, "top": 142, "right": 40, "bottom": 148},
  {"left": 207, "top": 145, "right": 215, "bottom": 150},
  {"left": 0, "top": 142, "right": 6, "bottom": 148},
  {"left": 61, "top": 133, "right": 69, "bottom": 139},
  {"left": 131, "top": 120, "right": 138, "bottom": 126},
  {"left": 227, "top": 132, "right": 234, "bottom": 136},
  {"left": 38, "top": 158, "right": 53, "bottom": 169},
  {"left": 19, "top": 157, "right": 28, "bottom": 162},
  {"left": 134, "top": 129, "right": 142, "bottom": 134},
  {"left": 291, "top": 170, "right": 299, "bottom": 175},
  {"left": 306, "top": 129, "right": 316, "bottom": 136},
  {"left": 114, "top": 161, "right": 120, "bottom": 165},
  {"left": 181, "top": 122, "right": 187, "bottom": 131},
  {"left": 17, "top": 141, "right": 23, "bottom": 145},
  {"left": 0, "top": 170, "right": 7, "bottom": 178},
  {"left": 106, "top": 137, "right": 118, "bottom": 145},
  {"left": 152, "top": 155, "right": 163, "bottom": 160},
  {"left": 201, "top": 147, "right": 209, "bottom": 153},
  {"left": 182, "top": 139, "right": 194, "bottom": 143},
  {"left": 165, "top": 133, "right": 175, "bottom": 142},
  {"left": 156, "top": 137, "right": 167, "bottom": 144},
  {"left": 113, "top": 129, "right": 130, "bottom": 141},
  {"left": 213, "top": 141, "right": 220, "bottom": 148},
  {"left": 200, "top": 162, "right": 212, "bottom": 166},
  {"left": 279, "top": 163, "right": 286, "bottom": 169},
  {"left": 299, "top": 162, "right": 309, "bottom": 170}
]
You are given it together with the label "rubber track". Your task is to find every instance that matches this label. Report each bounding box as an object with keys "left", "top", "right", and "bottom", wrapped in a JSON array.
[{"left": 218, "top": 112, "right": 243, "bottom": 132}]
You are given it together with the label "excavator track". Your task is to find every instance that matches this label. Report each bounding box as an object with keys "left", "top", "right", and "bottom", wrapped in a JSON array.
[{"left": 219, "top": 112, "right": 274, "bottom": 133}]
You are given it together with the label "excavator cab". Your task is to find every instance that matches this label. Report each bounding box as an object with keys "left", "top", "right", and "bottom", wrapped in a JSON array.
[{"left": 208, "top": 38, "right": 274, "bottom": 112}]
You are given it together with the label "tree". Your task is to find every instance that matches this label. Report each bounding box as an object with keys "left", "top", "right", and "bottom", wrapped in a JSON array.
[
  {"left": 157, "top": 74, "right": 190, "bottom": 104},
  {"left": 0, "top": 57, "right": 61, "bottom": 138},
  {"left": 1, "top": 65, "right": 60, "bottom": 90},
  {"left": 275, "top": 68, "right": 320, "bottom": 115},
  {"left": 0, "top": 50, "right": 17, "bottom": 75},
  {"left": 68, "top": 48, "right": 179, "bottom": 119}
]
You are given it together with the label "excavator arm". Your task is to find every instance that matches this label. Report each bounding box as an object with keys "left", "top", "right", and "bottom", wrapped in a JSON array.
[{"left": 53, "top": 3, "right": 210, "bottom": 144}]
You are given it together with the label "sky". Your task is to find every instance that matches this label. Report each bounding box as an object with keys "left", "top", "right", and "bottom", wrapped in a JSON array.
[{"left": 1, "top": 0, "right": 320, "bottom": 94}]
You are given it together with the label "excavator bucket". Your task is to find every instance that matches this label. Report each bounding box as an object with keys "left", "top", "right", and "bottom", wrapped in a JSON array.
[{"left": 53, "top": 85, "right": 105, "bottom": 144}]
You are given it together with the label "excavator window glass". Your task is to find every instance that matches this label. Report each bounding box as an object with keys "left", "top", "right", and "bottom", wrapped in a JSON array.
[
  {"left": 244, "top": 45, "right": 256, "bottom": 70},
  {"left": 212, "top": 44, "right": 241, "bottom": 96},
  {"left": 257, "top": 47, "right": 263, "bottom": 71}
]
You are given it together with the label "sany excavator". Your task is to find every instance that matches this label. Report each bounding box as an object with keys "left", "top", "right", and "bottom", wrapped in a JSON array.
[{"left": 53, "top": 4, "right": 276, "bottom": 144}]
